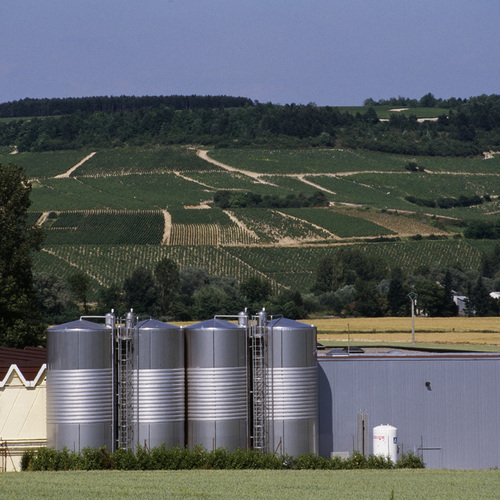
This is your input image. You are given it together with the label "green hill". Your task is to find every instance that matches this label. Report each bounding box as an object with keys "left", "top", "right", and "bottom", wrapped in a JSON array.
[{"left": 15, "top": 144, "right": 498, "bottom": 294}]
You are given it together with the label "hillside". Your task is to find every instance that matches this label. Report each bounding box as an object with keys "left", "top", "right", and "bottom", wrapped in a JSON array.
[
  {"left": 2, "top": 144, "right": 497, "bottom": 294},
  {"left": 2, "top": 93, "right": 500, "bottom": 322}
]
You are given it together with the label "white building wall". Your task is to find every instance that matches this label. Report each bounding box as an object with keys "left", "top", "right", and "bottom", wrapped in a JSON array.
[{"left": 0, "top": 365, "right": 46, "bottom": 472}]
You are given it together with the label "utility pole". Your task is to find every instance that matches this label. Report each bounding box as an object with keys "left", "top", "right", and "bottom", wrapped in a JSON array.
[{"left": 407, "top": 292, "right": 418, "bottom": 347}]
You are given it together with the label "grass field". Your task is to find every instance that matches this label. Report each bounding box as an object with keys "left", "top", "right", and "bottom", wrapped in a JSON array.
[{"left": 1, "top": 470, "right": 498, "bottom": 499}]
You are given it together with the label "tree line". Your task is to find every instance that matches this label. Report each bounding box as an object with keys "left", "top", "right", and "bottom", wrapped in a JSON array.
[
  {"left": 0, "top": 95, "right": 253, "bottom": 118},
  {"left": 0, "top": 93, "right": 499, "bottom": 156},
  {"left": 213, "top": 190, "right": 328, "bottom": 209},
  {"left": 405, "top": 194, "right": 488, "bottom": 209},
  {"left": 363, "top": 92, "right": 467, "bottom": 109}
]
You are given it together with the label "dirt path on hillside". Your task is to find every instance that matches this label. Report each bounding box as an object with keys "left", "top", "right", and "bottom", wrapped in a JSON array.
[
  {"left": 296, "top": 175, "right": 337, "bottom": 194},
  {"left": 196, "top": 149, "right": 278, "bottom": 186},
  {"left": 173, "top": 171, "right": 214, "bottom": 189},
  {"left": 274, "top": 210, "right": 341, "bottom": 240},
  {"left": 54, "top": 152, "right": 96, "bottom": 178},
  {"left": 36, "top": 211, "right": 50, "bottom": 226},
  {"left": 223, "top": 210, "right": 260, "bottom": 240},
  {"left": 483, "top": 151, "right": 500, "bottom": 160},
  {"left": 162, "top": 210, "right": 172, "bottom": 245}
]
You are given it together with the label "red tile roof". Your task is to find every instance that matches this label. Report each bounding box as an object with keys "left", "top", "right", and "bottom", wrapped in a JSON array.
[{"left": 0, "top": 347, "right": 46, "bottom": 382}]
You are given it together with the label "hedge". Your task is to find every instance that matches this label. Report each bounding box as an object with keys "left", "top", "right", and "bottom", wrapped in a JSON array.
[{"left": 21, "top": 446, "right": 424, "bottom": 471}]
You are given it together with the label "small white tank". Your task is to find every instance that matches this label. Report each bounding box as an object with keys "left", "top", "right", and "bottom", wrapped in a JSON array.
[{"left": 373, "top": 424, "right": 398, "bottom": 462}]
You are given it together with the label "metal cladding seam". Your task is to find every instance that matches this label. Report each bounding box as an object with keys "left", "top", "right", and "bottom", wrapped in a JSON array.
[
  {"left": 46, "top": 369, "right": 113, "bottom": 424},
  {"left": 132, "top": 368, "right": 185, "bottom": 423}
]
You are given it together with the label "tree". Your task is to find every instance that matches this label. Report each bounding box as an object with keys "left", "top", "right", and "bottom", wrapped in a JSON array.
[
  {"left": 67, "top": 271, "right": 92, "bottom": 314},
  {"left": 154, "top": 257, "right": 180, "bottom": 316},
  {"left": 192, "top": 285, "right": 228, "bottom": 319},
  {"left": 414, "top": 280, "right": 444, "bottom": 317},
  {"left": 240, "top": 276, "right": 271, "bottom": 310},
  {"left": 419, "top": 92, "right": 437, "bottom": 108},
  {"left": 33, "top": 273, "right": 71, "bottom": 321},
  {"left": 97, "top": 283, "right": 124, "bottom": 315},
  {"left": 387, "top": 273, "right": 409, "bottom": 316},
  {"left": 179, "top": 267, "right": 210, "bottom": 296},
  {"left": 0, "top": 163, "right": 45, "bottom": 347},
  {"left": 468, "top": 277, "right": 498, "bottom": 316},
  {"left": 312, "top": 256, "right": 334, "bottom": 294},
  {"left": 123, "top": 267, "right": 160, "bottom": 316},
  {"left": 353, "top": 280, "right": 384, "bottom": 317}
]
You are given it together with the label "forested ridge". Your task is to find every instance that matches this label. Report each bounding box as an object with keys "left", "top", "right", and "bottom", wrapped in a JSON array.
[
  {"left": 1, "top": 93, "right": 500, "bottom": 156},
  {"left": 0, "top": 95, "right": 253, "bottom": 117}
]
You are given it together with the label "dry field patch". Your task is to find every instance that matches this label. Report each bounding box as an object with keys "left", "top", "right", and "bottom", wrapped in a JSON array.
[
  {"left": 314, "top": 317, "right": 500, "bottom": 346},
  {"left": 335, "top": 208, "right": 447, "bottom": 236}
]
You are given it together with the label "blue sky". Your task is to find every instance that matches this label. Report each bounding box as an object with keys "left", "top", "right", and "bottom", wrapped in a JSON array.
[{"left": 1, "top": 1, "right": 498, "bottom": 106}]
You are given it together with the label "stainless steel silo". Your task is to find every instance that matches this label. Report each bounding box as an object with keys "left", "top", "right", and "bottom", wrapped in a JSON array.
[
  {"left": 132, "top": 319, "right": 185, "bottom": 449},
  {"left": 266, "top": 317, "right": 318, "bottom": 457},
  {"left": 46, "top": 319, "right": 113, "bottom": 451},
  {"left": 185, "top": 318, "right": 248, "bottom": 451}
]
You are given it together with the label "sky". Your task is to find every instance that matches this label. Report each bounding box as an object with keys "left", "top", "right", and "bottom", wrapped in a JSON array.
[{"left": 1, "top": 0, "right": 499, "bottom": 106}]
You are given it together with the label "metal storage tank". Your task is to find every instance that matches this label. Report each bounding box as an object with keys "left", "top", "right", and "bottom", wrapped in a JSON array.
[
  {"left": 373, "top": 424, "right": 398, "bottom": 461},
  {"left": 266, "top": 317, "right": 318, "bottom": 457},
  {"left": 132, "top": 319, "right": 185, "bottom": 449},
  {"left": 185, "top": 318, "right": 248, "bottom": 451},
  {"left": 46, "top": 319, "right": 113, "bottom": 451}
]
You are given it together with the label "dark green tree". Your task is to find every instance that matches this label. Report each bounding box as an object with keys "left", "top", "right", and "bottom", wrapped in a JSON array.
[
  {"left": 332, "top": 248, "right": 387, "bottom": 291},
  {"left": 192, "top": 285, "right": 228, "bottom": 319},
  {"left": 97, "top": 283, "right": 124, "bottom": 315},
  {"left": 0, "top": 163, "right": 45, "bottom": 347},
  {"left": 414, "top": 280, "right": 445, "bottom": 317},
  {"left": 387, "top": 270, "right": 409, "bottom": 316},
  {"left": 179, "top": 267, "right": 210, "bottom": 296},
  {"left": 269, "top": 290, "right": 307, "bottom": 319},
  {"left": 123, "top": 267, "right": 160, "bottom": 316},
  {"left": 312, "top": 256, "right": 335, "bottom": 294},
  {"left": 352, "top": 280, "right": 384, "bottom": 317},
  {"left": 33, "top": 273, "right": 71, "bottom": 322},
  {"left": 154, "top": 257, "right": 180, "bottom": 316},
  {"left": 67, "top": 271, "right": 92, "bottom": 314},
  {"left": 240, "top": 276, "right": 271, "bottom": 310},
  {"left": 468, "top": 277, "right": 498, "bottom": 316}
]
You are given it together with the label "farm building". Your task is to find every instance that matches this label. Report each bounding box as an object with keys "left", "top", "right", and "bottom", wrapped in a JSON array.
[
  {"left": 453, "top": 295, "right": 468, "bottom": 316},
  {"left": 0, "top": 347, "right": 47, "bottom": 471},
  {"left": 2, "top": 313, "right": 500, "bottom": 471},
  {"left": 318, "top": 347, "right": 500, "bottom": 469}
]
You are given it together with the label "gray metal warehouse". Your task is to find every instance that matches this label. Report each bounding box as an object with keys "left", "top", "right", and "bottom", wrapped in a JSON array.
[{"left": 318, "top": 348, "right": 500, "bottom": 469}]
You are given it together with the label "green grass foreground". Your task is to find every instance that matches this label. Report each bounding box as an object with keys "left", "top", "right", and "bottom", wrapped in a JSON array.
[{"left": 0, "top": 470, "right": 499, "bottom": 499}]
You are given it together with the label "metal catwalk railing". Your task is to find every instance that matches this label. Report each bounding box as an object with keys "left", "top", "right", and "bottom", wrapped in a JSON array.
[
  {"left": 117, "top": 314, "right": 135, "bottom": 450},
  {"left": 250, "top": 313, "right": 268, "bottom": 453}
]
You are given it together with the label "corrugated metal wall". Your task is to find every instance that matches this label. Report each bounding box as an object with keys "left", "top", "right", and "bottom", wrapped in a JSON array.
[{"left": 318, "top": 353, "right": 500, "bottom": 469}]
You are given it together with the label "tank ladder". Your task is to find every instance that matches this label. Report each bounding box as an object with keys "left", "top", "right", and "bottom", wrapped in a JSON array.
[
  {"left": 250, "top": 314, "right": 268, "bottom": 453},
  {"left": 116, "top": 313, "right": 135, "bottom": 450}
]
